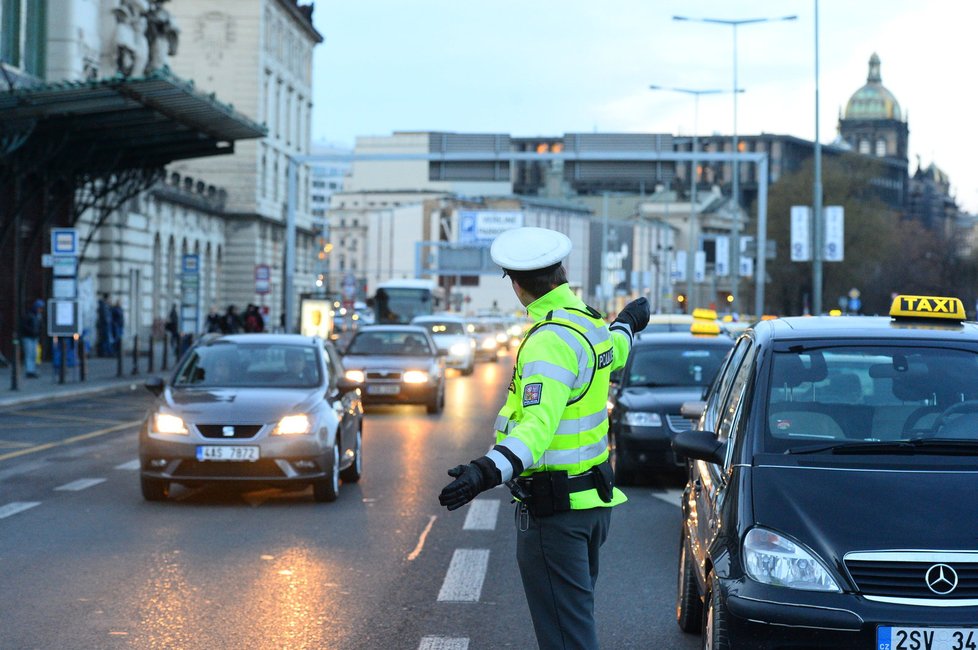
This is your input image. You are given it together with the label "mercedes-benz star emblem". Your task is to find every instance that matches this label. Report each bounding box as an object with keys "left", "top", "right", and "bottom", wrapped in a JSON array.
[{"left": 924, "top": 563, "right": 958, "bottom": 595}]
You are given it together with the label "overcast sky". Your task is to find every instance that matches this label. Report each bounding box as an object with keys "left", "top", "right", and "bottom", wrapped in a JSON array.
[{"left": 310, "top": 1, "right": 977, "bottom": 213}]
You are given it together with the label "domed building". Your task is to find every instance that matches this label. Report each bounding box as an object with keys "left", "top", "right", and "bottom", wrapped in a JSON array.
[{"left": 837, "top": 53, "right": 910, "bottom": 207}]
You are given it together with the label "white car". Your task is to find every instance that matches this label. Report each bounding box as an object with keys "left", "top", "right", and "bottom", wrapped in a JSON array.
[{"left": 411, "top": 315, "right": 475, "bottom": 375}]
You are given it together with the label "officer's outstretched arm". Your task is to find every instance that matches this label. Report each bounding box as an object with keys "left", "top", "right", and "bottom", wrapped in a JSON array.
[{"left": 483, "top": 330, "right": 575, "bottom": 482}]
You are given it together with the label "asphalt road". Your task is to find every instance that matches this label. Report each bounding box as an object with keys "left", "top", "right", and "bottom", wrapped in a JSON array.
[{"left": 0, "top": 356, "right": 701, "bottom": 650}]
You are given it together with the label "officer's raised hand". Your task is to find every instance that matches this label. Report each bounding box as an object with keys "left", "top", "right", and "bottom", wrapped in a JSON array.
[
  {"left": 612, "top": 297, "right": 650, "bottom": 334},
  {"left": 438, "top": 457, "right": 501, "bottom": 511}
]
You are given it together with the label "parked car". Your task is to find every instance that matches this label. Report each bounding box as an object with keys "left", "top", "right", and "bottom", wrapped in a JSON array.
[
  {"left": 466, "top": 319, "right": 501, "bottom": 362},
  {"left": 139, "top": 334, "right": 363, "bottom": 503},
  {"left": 340, "top": 325, "right": 446, "bottom": 414},
  {"left": 411, "top": 314, "right": 475, "bottom": 375},
  {"left": 673, "top": 295, "right": 978, "bottom": 647},
  {"left": 607, "top": 330, "right": 733, "bottom": 484}
]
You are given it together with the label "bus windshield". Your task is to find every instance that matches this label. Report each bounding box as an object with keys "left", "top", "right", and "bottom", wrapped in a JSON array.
[{"left": 375, "top": 287, "right": 434, "bottom": 324}]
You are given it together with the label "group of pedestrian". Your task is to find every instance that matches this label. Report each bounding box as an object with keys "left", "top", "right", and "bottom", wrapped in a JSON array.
[
  {"left": 96, "top": 293, "right": 124, "bottom": 357},
  {"left": 202, "top": 303, "right": 265, "bottom": 335}
]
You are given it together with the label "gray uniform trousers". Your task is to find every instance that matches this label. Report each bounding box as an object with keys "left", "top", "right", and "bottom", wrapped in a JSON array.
[{"left": 515, "top": 504, "right": 613, "bottom": 650}]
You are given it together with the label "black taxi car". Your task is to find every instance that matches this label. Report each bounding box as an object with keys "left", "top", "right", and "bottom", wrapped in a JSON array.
[{"left": 673, "top": 296, "right": 978, "bottom": 649}]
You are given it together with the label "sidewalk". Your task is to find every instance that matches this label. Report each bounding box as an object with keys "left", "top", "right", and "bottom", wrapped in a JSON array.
[{"left": 0, "top": 340, "right": 178, "bottom": 409}]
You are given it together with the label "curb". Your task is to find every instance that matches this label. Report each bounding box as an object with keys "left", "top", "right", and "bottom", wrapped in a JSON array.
[{"left": 0, "top": 380, "right": 141, "bottom": 410}]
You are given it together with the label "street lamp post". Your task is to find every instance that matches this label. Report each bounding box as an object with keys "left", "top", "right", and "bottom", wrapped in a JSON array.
[
  {"left": 649, "top": 84, "right": 743, "bottom": 311},
  {"left": 673, "top": 13, "right": 797, "bottom": 312},
  {"left": 812, "top": 0, "right": 824, "bottom": 315}
]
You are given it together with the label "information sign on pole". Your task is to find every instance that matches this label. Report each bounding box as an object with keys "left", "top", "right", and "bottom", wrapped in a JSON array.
[
  {"left": 673, "top": 250, "right": 687, "bottom": 282},
  {"left": 255, "top": 264, "right": 271, "bottom": 294},
  {"left": 694, "top": 251, "right": 706, "bottom": 283},
  {"left": 180, "top": 254, "right": 201, "bottom": 334},
  {"left": 823, "top": 206, "right": 845, "bottom": 262},
  {"left": 46, "top": 299, "right": 80, "bottom": 337},
  {"left": 715, "top": 236, "right": 730, "bottom": 277},
  {"left": 790, "top": 206, "right": 812, "bottom": 262},
  {"left": 50, "top": 228, "right": 79, "bottom": 256}
]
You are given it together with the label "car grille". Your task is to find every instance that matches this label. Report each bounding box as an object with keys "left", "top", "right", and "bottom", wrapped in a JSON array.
[
  {"left": 846, "top": 555, "right": 978, "bottom": 598},
  {"left": 174, "top": 459, "right": 287, "bottom": 478},
  {"left": 666, "top": 414, "right": 693, "bottom": 432},
  {"left": 196, "top": 424, "right": 263, "bottom": 439},
  {"left": 366, "top": 370, "right": 402, "bottom": 381}
]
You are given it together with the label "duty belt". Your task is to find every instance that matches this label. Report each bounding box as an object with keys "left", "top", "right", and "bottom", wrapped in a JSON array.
[
  {"left": 508, "top": 460, "right": 614, "bottom": 517},
  {"left": 515, "top": 466, "right": 603, "bottom": 493}
]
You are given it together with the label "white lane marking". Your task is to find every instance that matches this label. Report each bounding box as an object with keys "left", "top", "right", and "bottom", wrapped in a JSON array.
[
  {"left": 407, "top": 515, "right": 437, "bottom": 561},
  {"left": 418, "top": 636, "right": 469, "bottom": 650},
  {"left": 0, "top": 502, "right": 41, "bottom": 519},
  {"left": 114, "top": 459, "right": 140, "bottom": 471},
  {"left": 463, "top": 499, "right": 499, "bottom": 531},
  {"left": 54, "top": 478, "right": 107, "bottom": 492},
  {"left": 437, "top": 549, "right": 490, "bottom": 602},
  {"left": 651, "top": 488, "right": 684, "bottom": 507}
]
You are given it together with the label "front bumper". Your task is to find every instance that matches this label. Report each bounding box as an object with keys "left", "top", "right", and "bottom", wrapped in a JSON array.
[
  {"left": 720, "top": 575, "right": 978, "bottom": 649},
  {"left": 360, "top": 381, "right": 438, "bottom": 405}
]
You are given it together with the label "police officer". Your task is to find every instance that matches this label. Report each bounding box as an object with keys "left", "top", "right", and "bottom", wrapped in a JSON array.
[{"left": 438, "top": 226, "right": 649, "bottom": 649}]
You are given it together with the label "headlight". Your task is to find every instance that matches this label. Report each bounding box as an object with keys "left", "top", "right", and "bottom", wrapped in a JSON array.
[
  {"left": 623, "top": 411, "right": 663, "bottom": 427},
  {"left": 153, "top": 412, "right": 188, "bottom": 435},
  {"left": 274, "top": 414, "right": 312, "bottom": 435},
  {"left": 344, "top": 369, "right": 365, "bottom": 383},
  {"left": 449, "top": 342, "right": 469, "bottom": 357},
  {"left": 481, "top": 338, "right": 497, "bottom": 350},
  {"left": 744, "top": 527, "right": 841, "bottom": 592},
  {"left": 495, "top": 332, "right": 508, "bottom": 343},
  {"left": 403, "top": 370, "right": 429, "bottom": 384}
]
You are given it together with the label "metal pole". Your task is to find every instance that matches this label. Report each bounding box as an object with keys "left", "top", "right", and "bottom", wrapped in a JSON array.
[
  {"left": 10, "top": 187, "right": 20, "bottom": 391},
  {"left": 601, "top": 192, "right": 609, "bottom": 314},
  {"left": 131, "top": 334, "right": 139, "bottom": 375},
  {"left": 812, "top": 0, "right": 824, "bottom": 315},
  {"left": 688, "top": 96, "right": 699, "bottom": 309},
  {"left": 284, "top": 156, "right": 298, "bottom": 334},
  {"left": 58, "top": 337, "right": 66, "bottom": 384},
  {"left": 755, "top": 155, "right": 769, "bottom": 318},
  {"left": 79, "top": 333, "right": 87, "bottom": 381},
  {"left": 730, "top": 23, "right": 741, "bottom": 309},
  {"left": 147, "top": 333, "right": 155, "bottom": 373}
]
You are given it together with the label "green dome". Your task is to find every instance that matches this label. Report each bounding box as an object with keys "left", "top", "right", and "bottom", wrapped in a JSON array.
[{"left": 844, "top": 53, "right": 902, "bottom": 120}]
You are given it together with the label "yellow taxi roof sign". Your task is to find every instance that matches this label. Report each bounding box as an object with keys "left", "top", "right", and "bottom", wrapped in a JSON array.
[
  {"left": 690, "top": 319, "right": 721, "bottom": 336},
  {"left": 828, "top": 309, "right": 843, "bottom": 316},
  {"left": 889, "top": 295, "right": 965, "bottom": 321},
  {"left": 692, "top": 307, "right": 718, "bottom": 321}
]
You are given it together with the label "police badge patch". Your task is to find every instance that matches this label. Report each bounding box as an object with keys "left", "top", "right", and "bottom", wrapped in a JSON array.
[{"left": 522, "top": 382, "right": 543, "bottom": 406}]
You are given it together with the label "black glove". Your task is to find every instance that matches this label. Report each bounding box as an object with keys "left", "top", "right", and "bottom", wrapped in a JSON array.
[
  {"left": 613, "top": 297, "right": 650, "bottom": 334},
  {"left": 438, "top": 457, "right": 501, "bottom": 511}
]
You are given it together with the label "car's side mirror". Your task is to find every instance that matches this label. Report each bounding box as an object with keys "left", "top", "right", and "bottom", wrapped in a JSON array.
[
  {"left": 335, "top": 375, "right": 361, "bottom": 396},
  {"left": 672, "top": 429, "right": 726, "bottom": 465},
  {"left": 145, "top": 376, "right": 165, "bottom": 396}
]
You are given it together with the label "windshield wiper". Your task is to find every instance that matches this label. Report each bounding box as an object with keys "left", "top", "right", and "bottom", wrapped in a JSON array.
[{"left": 785, "top": 438, "right": 978, "bottom": 455}]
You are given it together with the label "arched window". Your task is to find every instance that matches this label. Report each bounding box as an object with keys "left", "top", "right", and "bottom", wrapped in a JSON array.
[
  {"left": 875, "top": 139, "right": 886, "bottom": 157},
  {"left": 858, "top": 140, "right": 871, "bottom": 155}
]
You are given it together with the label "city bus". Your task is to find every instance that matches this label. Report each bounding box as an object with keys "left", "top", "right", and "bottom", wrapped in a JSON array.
[{"left": 371, "top": 278, "right": 444, "bottom": 324}]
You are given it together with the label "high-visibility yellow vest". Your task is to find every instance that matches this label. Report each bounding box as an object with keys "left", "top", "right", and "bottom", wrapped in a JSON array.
[{"left": 485, "top": 284, "right": 632, "bottom": 509}]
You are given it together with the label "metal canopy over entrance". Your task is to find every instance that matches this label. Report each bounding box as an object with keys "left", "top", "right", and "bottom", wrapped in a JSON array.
[{"left": 285, "top": 150, "right": 770, "bottom": 329}]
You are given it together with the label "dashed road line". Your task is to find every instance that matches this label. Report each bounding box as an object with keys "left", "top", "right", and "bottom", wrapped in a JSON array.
[
  {"left": 651, "top": 488, "right": 684, "bottom": 507},
  {"left": 115, "top": 459, "right": 140, "bottom": 471},
  {"left": 55, "top": 478, "right": 107, "bottom": 492},
  {"left": 462, "top": 498, "right": 500, "bottom": 530},
  {"left": 418, "top": 636, "right": 469, "bottom": 650},
  {"left": 0, "top": 420, "right": 141, "bottom": 463},
  {"left": 0, "top": 502, "right": 40, "bottom": 519},
  {"left": 437, "top": 549, "right": 490, "bottom": 602}
]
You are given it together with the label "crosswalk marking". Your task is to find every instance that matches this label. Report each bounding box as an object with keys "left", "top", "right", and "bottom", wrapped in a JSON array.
[
  {"left": 0, "top": 502, "right": 40, "bottom": 519},
  {"left": 55, "top": 478, "right": 107, "bottom": 492},
  {"left": 651, "top": 488, "right": 684, "bottom": 507},
  {"left": 418, "top": 636, "right": 469, "bottom": 650},
  {"left": 437, "top": 549, "right": 490, "bottom": 602},
  {"left": 114, "top": 459, "right": 140, "bottom": 471},
  {"left": 462, "top": 499, "right": 499, "bottom": 530}
]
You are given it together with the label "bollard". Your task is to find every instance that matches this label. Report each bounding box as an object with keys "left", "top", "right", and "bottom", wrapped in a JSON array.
[
  {"left": 131, "top": 334, "right": 139, "bottom": 375},
  {"left": 161, "top": 332, "right": 169, "bottom": 371},
  {"left": 58, "top": 337, "right": 66, "bottom": 385},
  {"left": 117, "top": 336, "right": 124, "bottom": 377},
  {"left": 147, "top": 334, "right": 155, "bottom": 374},
  {"left": 10, "top": 338, "right": 20, "bottom": 391},
  {"left": 79, "top": 335, "right": 87, "bottom": 382}
]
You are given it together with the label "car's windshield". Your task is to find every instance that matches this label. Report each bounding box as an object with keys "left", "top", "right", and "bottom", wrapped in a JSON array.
[
  {"left": 417, "top": 321, "right": 465, "bottom": 336},
  {"left": 764, "top": 345, "right": 978, "bottom": 453},
  {"left": 626, "top": 345, "right": 729, "bottom": 388},
  {"left": 347, "top": 330, "right": 433, "bottom": 356},
  {"left": 172, "top": 343, "right": 321, "bottom": 388}
]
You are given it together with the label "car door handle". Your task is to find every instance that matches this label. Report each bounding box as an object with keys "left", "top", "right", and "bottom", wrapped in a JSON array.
[{"left": 693, "top": 478, "right": 702, "bottom": 496}]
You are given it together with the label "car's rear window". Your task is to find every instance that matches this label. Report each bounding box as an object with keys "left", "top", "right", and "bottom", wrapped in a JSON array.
[
  {"left": 417, "top": 321, "right": 465, "bottom": 335},
  {"left": 764, "top": 345, "right": 978, "bottom": 451},
  {"left": 173, "top": 343, "right": 321, "bottom": 388},
  {"left": 347, "top": 330, "right": 433, "bottom": 356},
  {"left": 626, "top": 345, "right": 730, "bottom": 388}
]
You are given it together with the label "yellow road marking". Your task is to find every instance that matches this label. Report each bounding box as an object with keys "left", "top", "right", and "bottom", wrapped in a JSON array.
[
  {"left": 0, "top": 440, "right": 33, "bottom": 448},
  {"left": 0, "top": 420, "right": 141, "bottom": 462}
]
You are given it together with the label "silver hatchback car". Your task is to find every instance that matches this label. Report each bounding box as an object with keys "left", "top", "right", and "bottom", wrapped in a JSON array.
[{"left": 139, "top": 334, "right": 363, "bottom": 503}]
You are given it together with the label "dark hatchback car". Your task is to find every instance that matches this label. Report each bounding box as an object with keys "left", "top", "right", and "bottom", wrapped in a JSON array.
[
  {"left": 139, "top": 334, "right": 363, "bottom": 503},
  {"left": 607, "top": 331, "right": 733, "bottom": 484},
  {"left": 340, "top": 325, "right": 446, "bottom": 414},
  {"left": 673, "top": 296, "right": 978, "bottom": 649}
]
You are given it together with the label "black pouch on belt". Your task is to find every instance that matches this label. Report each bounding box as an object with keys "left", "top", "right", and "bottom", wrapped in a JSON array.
[
  {"left": 593, "top": 462, "right": 615, "bottom": 503},
  {"left": 528, "top": 471, "right": 570, "bottom": 517}
]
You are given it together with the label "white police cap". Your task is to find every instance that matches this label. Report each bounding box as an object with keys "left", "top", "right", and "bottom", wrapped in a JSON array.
[{"left": 490, "top": 227, "right": 572, "bottom": 272}]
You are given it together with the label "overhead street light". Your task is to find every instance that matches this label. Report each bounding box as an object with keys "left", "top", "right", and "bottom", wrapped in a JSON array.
[
  {"left": 649, "top": 84, "right": 744, "bottom": 311},
  {"left": 673, "top": 13, "right": 798, "bottom": 313}
]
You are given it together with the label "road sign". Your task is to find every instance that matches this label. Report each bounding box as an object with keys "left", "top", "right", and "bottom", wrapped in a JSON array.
[
  {"left": 51, "top": 228, "right": 78, "bottom": 256},
  {"left": 255, "top": 264, "right": 271, "bottom": 294},
  {"left": 790, "top": 206, "right": 812, "bottom": 262},
  {"left": 823, "top": 206, "right": 845, "bottom": 262}
]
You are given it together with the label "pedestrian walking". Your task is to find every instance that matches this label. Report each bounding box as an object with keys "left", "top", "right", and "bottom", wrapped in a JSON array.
[
  {"left": 222, "top": 304, "right": 242, "bottom": 334},
  {"left": 19, "top": 299, "right": 45, "bottom": 379},
  {"left": 110, "top": 300, "right": 125, "bottom": 355},
  {"left": 205, "top": 306, "right": 222, "bottom": 333},
  {"left": 438, "top": 227, "right": 650, "bottom": 649},
  {"left": 244, "top": 304, "right": 264, "bottom": 333},
  {"left": 97, "top": 293, "right": 112, "bottom": 357},
  {"left": 165, "top": 304, "right": 180, "bottom": 353}
]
